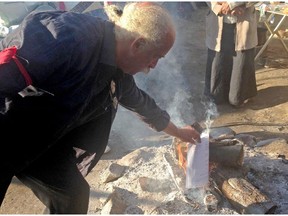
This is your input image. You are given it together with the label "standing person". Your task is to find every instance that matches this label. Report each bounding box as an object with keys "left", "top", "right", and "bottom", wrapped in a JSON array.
[
  {"left": 204, "top": 2, "right": 258, "bottom": 107},
  {"left": 0, "top": 2, "right": 200, "bottom": 213}
]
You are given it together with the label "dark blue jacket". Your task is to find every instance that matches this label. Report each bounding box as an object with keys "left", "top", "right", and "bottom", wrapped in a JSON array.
[{"left": 0, "top": 11, "right": 170, "bottom": 173}]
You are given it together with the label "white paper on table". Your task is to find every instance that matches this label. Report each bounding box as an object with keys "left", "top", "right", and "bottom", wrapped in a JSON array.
[{"left": 185, "top": 131, "right": 209, "bottom": 189}]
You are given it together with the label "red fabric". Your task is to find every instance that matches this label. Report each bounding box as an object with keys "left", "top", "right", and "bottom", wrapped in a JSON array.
[
  {"left": 0, "top": 46, "right": 32, "bottom": 86},
  {"left": 0, "top": 46, "right": 17, "bottom": 64},
  {"left": 58, "top": 2, "right": 66, "bottom": 11}
]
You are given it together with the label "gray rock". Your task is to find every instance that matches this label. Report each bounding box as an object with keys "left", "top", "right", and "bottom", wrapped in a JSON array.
[
  {"left": 209, "top": 127, "right": 236, "bottom": 141},
  {"left": 235, "top": 134, "right": 257, "bottom": 147},
  {"left": 101, "top": 187, "right": 128, "bottom": 214},
  {"left": 102, "top": 163, "right": 126, "bottom": 183}
]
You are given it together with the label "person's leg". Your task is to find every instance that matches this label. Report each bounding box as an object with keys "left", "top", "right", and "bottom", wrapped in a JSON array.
[
  {"left": 229, "top": 48, "right": 257, "bottom": 106},
  {"left": 204, "top": 23, "right": 235, "bottom": 105},
  {"left": 204, "top": 49, "right": 233, "bottom": 104},
  {"left": 16, "top": 146, "right": 90, "bottom": 214},
  {"left": 204, "top": 48, "right": 215, "bottom": 101},
  {"left": 14, "top": 108, "right": 113, "bottom": 213},
  {"left": 0, "top": 174, "right": 13, "bottom": 206},
  {"left": 69, "top": 108, "right": 113, "bottom": 177}
]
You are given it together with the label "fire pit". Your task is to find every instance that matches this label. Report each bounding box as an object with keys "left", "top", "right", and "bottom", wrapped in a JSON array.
[{"left": 171, "top": 125, "right": 277, "bottom": 214}]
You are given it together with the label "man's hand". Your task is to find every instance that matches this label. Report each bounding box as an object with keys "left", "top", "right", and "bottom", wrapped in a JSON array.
[
  {"left": 219, "top": 2, "right": 231, "bottom": 15},
  {"left": 231, "top": 6, "right": 245, "bottom": 16},
  {"left": 176, "top": 125, "right": 201, "bottom": 143},
  {"left": 163, "top": 122, "right": 201, "bottom": 144},
  {"left": 217, "top": 2, "right": 246, "bottom": 16}
]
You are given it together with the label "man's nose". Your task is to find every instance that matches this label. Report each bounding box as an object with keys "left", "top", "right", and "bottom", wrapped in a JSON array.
[{"left": 149, "top": 59, "right": 158, "bottom": 69}]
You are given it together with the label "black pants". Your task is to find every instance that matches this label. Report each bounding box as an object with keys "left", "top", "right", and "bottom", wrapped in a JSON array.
[
  {"left": 204, "top": 23, "right": 257, "bottom": 106},
  {"left": 0, "top": 109, "right": 113, "bottom": 213},
  {"left": 16, "top": 147, "right": 91, "bottom": 214},
  {"left": 0, "top": 146, "right": 90, "bottom": 214}
]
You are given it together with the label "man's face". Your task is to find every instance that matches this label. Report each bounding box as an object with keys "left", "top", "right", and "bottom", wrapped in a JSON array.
[
  {"left": 122, "top": 31, "right": 175, "bottom": 75},
  {"left": 127, "top": 47, "right": 166, "bottom": 75}
]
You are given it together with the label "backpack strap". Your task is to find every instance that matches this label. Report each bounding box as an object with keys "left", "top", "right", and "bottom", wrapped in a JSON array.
[{"left": 0, "top": 46, "right": 32, "bottom": 86}]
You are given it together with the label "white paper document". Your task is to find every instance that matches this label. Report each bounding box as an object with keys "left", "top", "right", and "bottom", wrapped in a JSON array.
[{"left": 186, "top": 131, "right": 209, "bottom": 189}]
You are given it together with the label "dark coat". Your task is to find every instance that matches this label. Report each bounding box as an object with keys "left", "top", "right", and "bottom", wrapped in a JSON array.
[{"left": 0, "top": 11, "right": 170, "bottom": 174}]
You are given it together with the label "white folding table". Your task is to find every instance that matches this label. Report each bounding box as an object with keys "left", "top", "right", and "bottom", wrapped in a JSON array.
[{"left": 255, "top": 8, "right": 288, "bottom": 61}]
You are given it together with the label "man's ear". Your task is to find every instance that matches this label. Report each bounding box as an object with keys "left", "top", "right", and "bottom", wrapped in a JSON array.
[{"left": 131, "top": 37, "right": 147, "bottom": 53}]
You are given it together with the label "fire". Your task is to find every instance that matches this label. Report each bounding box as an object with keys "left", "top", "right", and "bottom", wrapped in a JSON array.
[
  {"left": 174, "top": 137, "right": 216, "bottom": 174},
  {"left": 174, "top": 139, "right": 189, "bottom": 174}
]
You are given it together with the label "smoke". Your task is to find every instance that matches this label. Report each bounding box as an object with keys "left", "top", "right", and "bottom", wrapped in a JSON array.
[
  {"left": 167, "top": 90, "right": 195, "bottom": 126},
  {"left": 134, "top": 48, "right": 196, "bottom": 127},
  {"left": 202, "top": 100, "right": 219, "bottom": 132}
]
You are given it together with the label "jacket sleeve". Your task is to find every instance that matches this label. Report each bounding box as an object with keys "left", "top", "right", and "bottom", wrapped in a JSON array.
[
  {"left": 119, "top": 74, "right": 170, "bottom": 132},
  {"left": 209, "top": 2, "right": 246, "bottom": 15},
  {"left": 209, "top": 2, "right": 222, "bottom": 15},
  {"left": 228, "top": 2, "right": 245, "bottom": 10}
]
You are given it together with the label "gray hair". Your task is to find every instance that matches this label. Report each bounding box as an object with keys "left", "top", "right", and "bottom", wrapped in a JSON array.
[
  {"left": 103, "top": 4, "right": 123, "bottom": 23},
  {"left": 105, "top": 3, "right": 175, "bottom": 48}
]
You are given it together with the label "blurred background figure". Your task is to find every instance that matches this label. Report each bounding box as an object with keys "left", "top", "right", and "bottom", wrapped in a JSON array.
[
  {"left": 0, "top": 2, "right": 57, "bottom": 39},
  {"left": 204, "top": 2, "right": 258, "bottom": 107}
]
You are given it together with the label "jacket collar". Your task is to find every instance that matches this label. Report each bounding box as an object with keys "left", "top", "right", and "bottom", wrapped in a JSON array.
[
  {"left": 99, "top": 21, "right": 116, "bottom": 66},
  {"left": 98, "top": 20, "right": 124, "bottom": 80}
]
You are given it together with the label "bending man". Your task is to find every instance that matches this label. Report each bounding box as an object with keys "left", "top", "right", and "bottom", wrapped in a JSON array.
[{"left": 0, "top": 3, "right": 199, "bottom": 213}]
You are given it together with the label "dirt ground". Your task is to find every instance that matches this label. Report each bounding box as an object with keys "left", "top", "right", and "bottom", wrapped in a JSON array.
[{"left": 1, "top": 4, "right": 288, "bottom": 214}]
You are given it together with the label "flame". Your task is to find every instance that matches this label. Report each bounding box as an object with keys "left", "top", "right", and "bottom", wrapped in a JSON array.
[
  {"left": 175, "top": 140, "right": 217, "bottom": 174},
  {"left": 176, "top": 141, "right": 189, "bottom": 174}
]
